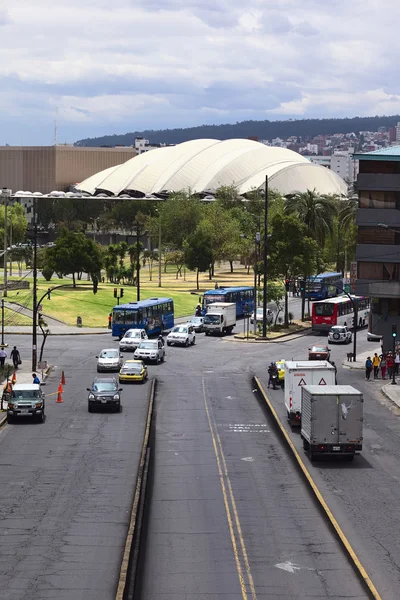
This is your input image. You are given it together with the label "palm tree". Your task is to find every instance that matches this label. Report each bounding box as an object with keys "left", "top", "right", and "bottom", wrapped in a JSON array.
[
  {"left": 285, "top": 189, "right": 338, "bottom": 245},
  {"left": 338, "top": 194, "right": 357, "bottom": 230}
]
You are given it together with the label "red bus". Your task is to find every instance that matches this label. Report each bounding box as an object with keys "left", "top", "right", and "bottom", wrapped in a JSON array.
[{"left": 312, "top": 296, "right": 370, "bottom": 332}]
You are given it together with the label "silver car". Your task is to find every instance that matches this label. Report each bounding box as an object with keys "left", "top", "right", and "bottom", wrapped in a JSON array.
[
  {"left": 134, "top": 339, "right": 165, "bottom": 364},
  {"left": 96, "top": 348, "right": 123, "bottom": 372},
  {"left": 119, "top": 328, "right": 148, "bottom": 351}
]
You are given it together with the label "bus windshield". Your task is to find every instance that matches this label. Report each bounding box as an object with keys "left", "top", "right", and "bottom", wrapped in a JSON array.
[{"left": 314, "top": 303, "right": 334, "bottom": 316}]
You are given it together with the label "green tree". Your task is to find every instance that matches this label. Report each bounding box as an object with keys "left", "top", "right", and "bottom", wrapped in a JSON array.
[
  {"left": 46, "top": 229, "right": 103, "bottom": 287},
  {"left": 284, "top": 189, "right": 337, "bottom": 247},
  {"left": 158, "top": 193, "right": 202, "bottom": 249},
  {"left": 184, "top": 229, "right": 213, "bottom": 290},
  {"left": 268, "top": 214, "right": 318, "bottom": 326}
]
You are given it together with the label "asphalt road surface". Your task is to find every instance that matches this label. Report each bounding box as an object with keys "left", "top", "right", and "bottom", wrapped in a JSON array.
[
  {"left": 1, "top": 326, "right": 399, "bottom": 599},
  {"left": 0, "top": 334, "right": 150, "bottom": 600}
]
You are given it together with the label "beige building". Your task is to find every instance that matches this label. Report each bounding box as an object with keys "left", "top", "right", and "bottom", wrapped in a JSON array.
[{"left": 0, "top": 145, "right": 136, "bottom": 194}]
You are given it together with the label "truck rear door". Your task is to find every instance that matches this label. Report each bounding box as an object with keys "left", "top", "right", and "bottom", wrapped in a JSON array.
[{"left": 312, "top": 392, "right": 339, "bottom": 443}]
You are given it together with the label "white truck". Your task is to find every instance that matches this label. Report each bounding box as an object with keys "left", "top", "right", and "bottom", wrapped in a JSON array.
[
  {"left": 284, "top": 361, "right": 336, "bottom": 427},
  {"left": 301, "top": 385, "right": 363, "bottom": 461},
  {"left": 204, "top": 302, "right": 236, "bottom": 336}
]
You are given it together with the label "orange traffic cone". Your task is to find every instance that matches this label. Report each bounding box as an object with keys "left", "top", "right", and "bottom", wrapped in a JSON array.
[
  {"left": 11, "top": 371, "right": 16, "bottom": 385},
  {"left": 61, "top": 371, "right": 66, "bottom": 385},
  {"left": 56, "top": 382, "right": 63, "bottom": 403}
]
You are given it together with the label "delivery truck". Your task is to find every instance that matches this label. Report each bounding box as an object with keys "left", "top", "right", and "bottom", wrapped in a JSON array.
[
  {"left": 284, "top": 361, "right": 335, "bottom": 426},
  {"left": 204, "top": 302, "right": 236, "bottom": 335},
  {"left": 301, "top": 385, "right": 363, "bottom": 461}
]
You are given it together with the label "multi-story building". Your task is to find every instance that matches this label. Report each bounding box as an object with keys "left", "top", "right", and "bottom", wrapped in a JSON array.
[
  {"left": 0, "top": 145, "right": 136, "bottom": 194},
  {"left": 308, "top": 154, "right": 357, "bottom": 183},
  {"left": 354, "top": 146, "right": 400, "bottom": 347}
]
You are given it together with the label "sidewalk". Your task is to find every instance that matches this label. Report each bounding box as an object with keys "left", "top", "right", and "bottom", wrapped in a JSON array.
[{"left": 342, "top": 346, "right": 381, "bottom": 370}]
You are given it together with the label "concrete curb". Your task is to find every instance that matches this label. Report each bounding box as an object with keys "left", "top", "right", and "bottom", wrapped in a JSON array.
[
  {"left": 233, "top": 327, "right": 312, "bottom": 343},
  {"left": 253, "top": 375, "right": 382, "bottom": 600},
  {"left": 381, "top": 384, "right": 400, "bottom": 409},
  {"left": 115, "top": 378, "right": 156, "bottom": 600}
]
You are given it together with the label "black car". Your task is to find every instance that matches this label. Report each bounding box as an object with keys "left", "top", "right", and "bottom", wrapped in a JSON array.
[{"left": 87, "top": 377, "right": 122, "bottom": 413}]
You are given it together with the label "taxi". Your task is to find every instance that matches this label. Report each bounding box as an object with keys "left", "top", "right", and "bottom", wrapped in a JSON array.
[
  {"left": 119, "top": 360, "right": 148, "bottom": 384},
  {"left": 276, "top": 359, "right": 285, "bottom": 388}
]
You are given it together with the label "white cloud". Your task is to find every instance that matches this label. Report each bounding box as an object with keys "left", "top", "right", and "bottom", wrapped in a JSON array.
[{"left": 0, "top": 0, "right": 399, "bottom": 143}]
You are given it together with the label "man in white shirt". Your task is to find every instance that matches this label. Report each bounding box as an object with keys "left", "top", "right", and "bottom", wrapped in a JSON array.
[
  {"left": 395, "top": 351, "right": 400, "bottom": 377},
  {"left": 0, "top": 348, "right": 7, "bottom": 367}
]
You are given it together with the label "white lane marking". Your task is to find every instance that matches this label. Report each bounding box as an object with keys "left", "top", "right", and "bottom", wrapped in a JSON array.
[
  {"left": 275, "top": 561, "right": 301, "bottom": 574},
  {"left": 241, "top": 457, "right": 254, "bottom": 462}
]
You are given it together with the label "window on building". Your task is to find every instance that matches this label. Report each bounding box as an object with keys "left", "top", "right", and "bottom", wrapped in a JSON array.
[{"left": 359, "top": 190, "right": 400, "bottom": 210}]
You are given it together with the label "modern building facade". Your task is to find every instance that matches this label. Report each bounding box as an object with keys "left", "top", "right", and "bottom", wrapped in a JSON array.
[
  {"left": 354, "top": 146, "right": 400, "bottom": 347},
  {"left": 0, "top": 146, "right": 136, "bottom": 194}
]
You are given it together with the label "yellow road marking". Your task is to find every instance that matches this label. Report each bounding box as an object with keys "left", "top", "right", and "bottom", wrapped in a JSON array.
[
  {"left": 254, "top": 376, "right": 382, "bottom": 600},
  {"left": 202, "top": 377, "right": 257, "bottom": 600}
]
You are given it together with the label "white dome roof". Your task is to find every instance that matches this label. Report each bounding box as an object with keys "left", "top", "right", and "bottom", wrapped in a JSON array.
[{"left": 77, "top": 139, "right": 347, "bottom": 196}]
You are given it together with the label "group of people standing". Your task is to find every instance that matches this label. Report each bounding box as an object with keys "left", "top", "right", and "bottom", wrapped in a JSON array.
[{"left": 365, "top": 351, "right": 400, "bottom": 380}]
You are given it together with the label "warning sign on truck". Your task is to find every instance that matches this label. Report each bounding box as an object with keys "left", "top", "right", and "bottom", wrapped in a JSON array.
[
  {"left": 318, "top": 378, "right": 327, "bottom": 385},
  {"left": 298, "top": 378, "right": 307, "bottom": 386}
]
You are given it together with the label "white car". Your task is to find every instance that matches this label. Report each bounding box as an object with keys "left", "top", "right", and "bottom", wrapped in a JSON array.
[
  {"left": 134, "top": 339, "right": 165, "bottom": 364},
  {"left": 328, "top": 325, "right": 352, "bottom": 344},
  {"left": 119, "top": 328, "right": 148, "bottom": 351},
  {"left": 167, "top": 324, "right": 196, "bottom": 347},
  {"left": 250, "top": 307, "right": 274, "bottom": 325},
  {"left": 96, "top": 348, "right": 124, "bottom": 372}
]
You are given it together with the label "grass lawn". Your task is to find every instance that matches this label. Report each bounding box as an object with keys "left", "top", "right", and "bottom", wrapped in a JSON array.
[
  {"left": 3, "top": 262, "right": 256, "bottom": 327},
  {"left": 4, "top": 308, "right": 32, "bottom": 326}
]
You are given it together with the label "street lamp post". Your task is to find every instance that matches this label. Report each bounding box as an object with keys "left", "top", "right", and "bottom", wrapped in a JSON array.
[
  {"left": 2, "top": 188, "right": 11, "bottom": 298},
  {"left": 158, "top": 215, "right": 162, "bottom": 288},
  {"left": 134, "top": 220, "right": 141, "bottom": 301},
  {"left": 32, "top": 197, "right": 38, "bottom": 372},
  {"left": 262, "top": 175, "right": 269, "bottom": 338}
]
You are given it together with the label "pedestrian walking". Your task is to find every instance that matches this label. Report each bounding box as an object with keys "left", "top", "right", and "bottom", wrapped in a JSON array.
[
  {"left": 365, "top": 357, "right": 373, "bottom": 380},
  {"left": 395, "top": 351, "right": 400, "bottom": 376},
  {"left": 331, "top": 361, "right": 338, "bottom": 384},
  {"left": 108, "top": 313, "right": 112, "bottom": 329},
  {"left": 0, "top": 347, "right": 7, "bottom": 367},
  {"left": 292, "top": 283, "right": 297, "bottom": 297},
  {"left": 10, "top": 346, "right": 21, "bottom": 370},
  {"left": 32, "top": 373, "right": 40, "bottom": 384},
  {"left": 387, "top": 353, "right": 394, "bottom": 379},
  {"left": 380, "top": 355, "right": 387, "bottom": 380},
  {"left": 372, "top": 353, "right": 380, "bottom": 379}
]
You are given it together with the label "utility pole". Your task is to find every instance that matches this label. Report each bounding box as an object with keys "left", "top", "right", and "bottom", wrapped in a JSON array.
[
  {"left": 158, "top": 216, "right": 162, "bottom": 288},
  {"left": 262, "top": 175, "right": 269, "bottom": 337},
  {"left": 2, "top": 188, "right": 11, "bottom": 297},
  {"left": 32, "top": 197, "right": 38, "bottom": 372},
  {"left": 135, "top": 221, "right": 141, "bottom": 301},
  {"left": 1, "top": 298, "right": 5, "bottom": 347},
  {"left": 254, "top": 221, "right": 260, "bottom": 335},
  {"left": 9, "top": 217, "right": 12, "bottom": 276}
]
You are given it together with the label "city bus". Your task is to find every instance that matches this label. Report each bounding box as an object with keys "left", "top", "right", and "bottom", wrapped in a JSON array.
[
  {"left": 111, "top": 297, "right": 174, "bottom": 338},
  {"left": 202, "top": 286, "right": 254, "bottom": 317},
  {"left": 306, "top": 272, "right": 342, "bottom": 300},
  {"left": 312, "top": 296, "right": 370, "bottom": 332}
]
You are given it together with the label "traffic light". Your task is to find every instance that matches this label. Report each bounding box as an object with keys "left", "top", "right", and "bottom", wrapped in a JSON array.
[
  {"left": 299, "top": 280, "right": 305, "bottom": 294},
  {"left": 114, "top": 288, "right": 118, "bottom": 298},
  {"left": 47, "top": 288, "right": 51, "bottom": 300},
  {"left": 285, "top": 279, "right": 290, "bottom": 292},
  {"left": 392, "top": 324, "right": 397, "bottom": 338},
  {"left": 120, "top": 288, "right": 124, "bottom": 298}
]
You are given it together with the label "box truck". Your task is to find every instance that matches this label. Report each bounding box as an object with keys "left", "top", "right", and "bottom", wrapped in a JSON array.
[
  {"left": 204, "top": 302, "right": 236, "bottom": 335},
  {"left": 284, "top": 361, "right": 335, "bottom": 426},
  {"left": 301, "top": 385, "right": 363, "bottom": 461}
]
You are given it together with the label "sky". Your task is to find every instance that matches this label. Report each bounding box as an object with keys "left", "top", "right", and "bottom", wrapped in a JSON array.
[{"left": 1, "top": 0, "right": 400, "bottom": 145}]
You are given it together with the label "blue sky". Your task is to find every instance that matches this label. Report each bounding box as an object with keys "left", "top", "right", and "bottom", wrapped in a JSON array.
[{"left": 1, "top": 0, "right": 400, "bottom": 145}]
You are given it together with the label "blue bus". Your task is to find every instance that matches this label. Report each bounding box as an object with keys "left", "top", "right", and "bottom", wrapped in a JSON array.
[
  {"left": 111, "top": 297, "right": 174, "bottom": 338},
  {"left": 202, "top": 286, "right": 255, "bottom": 317},
  {"left": 306, "top": 272, "right": 342, "bottom": 300}
]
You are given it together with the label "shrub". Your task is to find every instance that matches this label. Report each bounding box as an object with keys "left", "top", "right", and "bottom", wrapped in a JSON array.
[{"left": 42, "top": 267, "right": 54, "bottom": 281}]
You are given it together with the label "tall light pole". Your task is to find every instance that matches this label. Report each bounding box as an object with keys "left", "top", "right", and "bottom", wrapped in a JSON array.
[
  {"left": 2, "top": 188, "right": 11, "bottom": 298},
  {"left": 32, "top": 197, "right": 38, "bottom": 372},
  {"left": 262, "top": 175, "right": 269, "bottom": 337},
  {"left": 134, "top": 220, "right": 141, "bottom": 301}
]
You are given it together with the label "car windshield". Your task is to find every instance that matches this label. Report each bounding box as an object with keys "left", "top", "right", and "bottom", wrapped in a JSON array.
[
  {"left": 12, "top": 390, "right": 39, "bottom": 399},
  {"left": 139, "top": 341, "right": 157, "bottom": 349},
  {"left": 172, "top": 326, "right": 187, "bottom": 333},
  {"left": 100, "top": 350, "right": 119, "bottom": 358},
  {"left": 256, "top": 308, "right": 264, "bottom": 316},
  {"left": 311, "top": 346, "right": 328, "bottom": 352},
  {"left": 122, "top": 363, "right": 142, "bottom": 373},
  {"left": 204, "top": 314, "right": 221, "bottom": 324},
  {"left": 91, "top": 381, "right": 117, "bottom": 392},
  {"left": 190, "top": 317, "right": 202, "bottom": 324},
  {"left": 125, "top": 330, "right": 142, "bottom": 339}
]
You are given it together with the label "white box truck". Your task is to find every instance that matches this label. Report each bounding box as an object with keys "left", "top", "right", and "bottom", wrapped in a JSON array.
[
  {"left": 301, "top": 385, "right": 363, "bottom": 461},
  {"left": 204, "top": 302, "right": 236, "bottom": 336},
  {"left": 284, "top": 361, "right": 335, "bottom": 427}
]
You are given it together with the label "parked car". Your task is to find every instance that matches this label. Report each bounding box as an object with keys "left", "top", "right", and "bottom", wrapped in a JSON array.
[
  {"left": 167, "top": 324, "right": 195, "bottom": 346},
  {"left": 87, "top": 377, "right": 122, "bottom": 412},
  {"left": 250, "top": 307, "right": 274, "bottom": 325},
  {"left": 7, "top": 383, "right": 45, "bottom": 424},
  {"left": 119, "top": 328, "right": 148, "bottom": 351},
  {"left": 96, "top": 348, "right": 124, "bottom": 372},
  {"left": 367, "top": 331, "right": 382, "bottom": 342},
  {"left": 328, "top": 325, "right": 352, "bottom": 344},
  {"left": 308, "top": 344, "right": 331, "bottom": 361},
  {"left": 134, "top": 339, "right": 165, "bottom": 363},
  {"left": 119, "top": 360, "right": 148, "bottom": 384},
  {"left": 188, "top": 316, "right": 204, "bottom": 332}
]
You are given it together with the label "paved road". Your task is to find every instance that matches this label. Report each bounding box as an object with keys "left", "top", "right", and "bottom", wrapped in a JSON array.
[{"left": 0, "top": 335, "right": 150, "bottom": 600}]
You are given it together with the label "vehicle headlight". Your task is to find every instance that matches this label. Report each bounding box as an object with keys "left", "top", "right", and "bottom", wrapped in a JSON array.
[
  {"left": 88, "top": 393, "right": 95, "bottom": 400},
  {"left": 113, "top": 394, "right": 120, "bottom": 400}
]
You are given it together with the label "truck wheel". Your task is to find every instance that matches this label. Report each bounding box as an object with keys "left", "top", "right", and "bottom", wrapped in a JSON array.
[
  {"left": 7, "top": 415, "right": 13, "bottom": 424},
  {"left": 303, "top": 439, "right": 309, "bottom": 451},
  {"left": 308, "top": 448, "right": 315, "bottom": 461}
]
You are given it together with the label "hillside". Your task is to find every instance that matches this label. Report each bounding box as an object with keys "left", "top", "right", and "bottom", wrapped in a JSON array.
[{"left": 74, "top": 115, "right": 400, "bottom": 147}]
